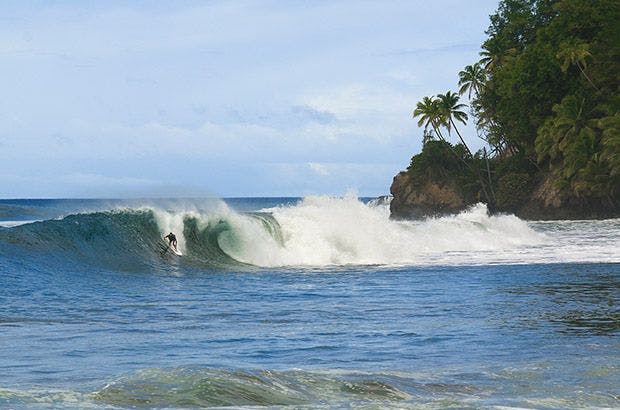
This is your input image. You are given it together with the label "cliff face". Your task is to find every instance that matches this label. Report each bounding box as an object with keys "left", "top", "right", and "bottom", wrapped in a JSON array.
[
  {"left": 390, "top": 172, "right": 467, "bottom": 219},
  {"left": 517, "top": 175, "right": 619, "bottom": 220},
  {"left": 390, "top": 171, "right": 619, "bottom": 220}
]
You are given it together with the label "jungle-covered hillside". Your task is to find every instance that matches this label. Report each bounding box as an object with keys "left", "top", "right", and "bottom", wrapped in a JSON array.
[{"left": 391, "top": 0, "right": 619, "bottom": 219}]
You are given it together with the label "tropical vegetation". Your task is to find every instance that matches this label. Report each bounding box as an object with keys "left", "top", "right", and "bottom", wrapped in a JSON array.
[{"left": 407, "top": 0, "right": 619, "bottom": 215}]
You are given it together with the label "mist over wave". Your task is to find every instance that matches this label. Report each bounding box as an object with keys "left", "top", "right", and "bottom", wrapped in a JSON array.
[{"left": 1, "top": 195, "right": 618, "bottom": 269}]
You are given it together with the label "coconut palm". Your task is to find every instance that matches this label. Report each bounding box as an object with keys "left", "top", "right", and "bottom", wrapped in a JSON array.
[
  {"left": 557, "top": 40, "right": 599, "bottom": 91},
  {"left": 536, "top": 95, "right": 599, "bottom": 186},
  {"left": 479, "top": 38, "right": 516, "bottom": 72},
  {"left": 412, "top": 94, "right": 493, "bottom": 205},
  {"left": 536, "top": 96, "right": 586, "bottom": 163},
  {"left": 437, "top": 91, "right": 472, "bottom": 157},
  {"left": 599, "top": 113, "right": 620, "bottom": 179},
  {"left": 412, "top": 96, "right": 447, "bottom": 141},
  {"left": 458, "top": 63, "right": 486, "bottom": 100}
]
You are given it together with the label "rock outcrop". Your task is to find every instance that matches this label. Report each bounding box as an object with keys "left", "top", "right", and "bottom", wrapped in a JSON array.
[
  {"left": 390, "top": 171, "right": 619, "bottom": 220},
  {"left": 389, "top": 172, "right": 468, "bottom": 219},
  {"left": 517, "top": 174, "right": 619, "bottom": 220}
]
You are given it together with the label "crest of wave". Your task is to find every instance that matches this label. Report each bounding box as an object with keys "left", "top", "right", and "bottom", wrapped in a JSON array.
[{"left": 223, "top": 194, "right": 546, "bottom": 267}]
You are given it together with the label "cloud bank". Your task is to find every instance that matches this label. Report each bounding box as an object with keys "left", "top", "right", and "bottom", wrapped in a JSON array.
[{"left": 0, "top": 0, "right": 498, "bottom": 197}]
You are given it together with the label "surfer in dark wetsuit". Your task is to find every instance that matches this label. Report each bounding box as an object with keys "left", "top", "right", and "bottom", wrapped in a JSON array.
[{"left": 164, "top": 232, "right": 178, "bottom": 250}]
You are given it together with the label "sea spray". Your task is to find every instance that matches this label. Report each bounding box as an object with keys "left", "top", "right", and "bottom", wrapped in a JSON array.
[{"left": 243, "top": 196, "right": 546, "bottom": 267}]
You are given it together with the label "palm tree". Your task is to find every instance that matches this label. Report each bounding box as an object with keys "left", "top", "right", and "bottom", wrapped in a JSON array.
[
  {"left": 536, "top": 96, "right": 585, "bottom": 163},
  {"left": 479, "top": 38, "right": 516, "bottom": 72},
  {"left": 413, "top": 96, "right": 474, "bottom": 176},
  {"left": 479, "top": 41, "right": 499, "bottom": 71},
  {"left": 458, "top": 63, "right": 486, "bottom": 100},
  {"left": 536, "top": 95, "right": 598, "bottom": 185},
  {"left": 412, "top": 94, "right": 494, "bottom": 205},
  {"left": 412, "top": 96, "right": 447, "bottom": 141},
  {"left": 437, "top": 91, "right": 473, "bottom": 157},
  {"left": 598, "top": 113, "right": 620, "bottom": 179},
  {"left": 556, "top": 40, "right": 599, "bottom": 91}
]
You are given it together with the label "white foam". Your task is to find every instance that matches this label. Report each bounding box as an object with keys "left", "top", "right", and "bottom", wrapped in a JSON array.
[
  {"left": 0, "top": 220, "right": 40, "bottom": 227},
  {"left": 224, "top": 195, "right": 620, "bottom": 267},
  {"left": 147, "top": 195, "right": 619, "bottom": 267},
  {"left": 150, "top": 200, "right": 242, "bottom": 254}
]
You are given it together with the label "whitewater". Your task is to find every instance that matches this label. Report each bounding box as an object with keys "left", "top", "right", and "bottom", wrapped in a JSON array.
[{"left": 1, "top": 196, "right": 619, "bottom": 409}]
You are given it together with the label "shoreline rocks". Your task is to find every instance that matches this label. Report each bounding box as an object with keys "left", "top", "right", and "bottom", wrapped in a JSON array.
[{"left": 389, "top": 171, "right": 619, "bottom": 220}]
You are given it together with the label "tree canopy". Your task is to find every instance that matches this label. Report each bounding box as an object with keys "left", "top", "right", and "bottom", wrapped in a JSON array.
[
  {"left": 411, "top": 0, "right": 619, "bottom": 209},
  {"left": 475, "top": 0, "right": 619, "bottom": 201}
]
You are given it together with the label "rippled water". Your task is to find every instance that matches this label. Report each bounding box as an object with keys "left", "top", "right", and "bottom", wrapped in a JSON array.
[{"left": 0, "top": 198, "right": 618, "bottom": 408}]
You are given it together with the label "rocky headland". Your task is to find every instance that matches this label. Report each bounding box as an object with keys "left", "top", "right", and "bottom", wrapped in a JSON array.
[{"left": 390, "top": 168, "right": 619, "bottom": 220}]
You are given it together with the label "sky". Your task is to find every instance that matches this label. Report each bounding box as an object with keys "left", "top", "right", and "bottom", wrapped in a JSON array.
[{"left": 0, "top": 0, "right": 499, "bottom": 198}]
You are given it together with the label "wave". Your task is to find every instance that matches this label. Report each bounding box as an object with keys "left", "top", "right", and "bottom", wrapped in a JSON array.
[
  {"left": 0, "top": 367, "right": 448, "bottom": 408},
  {"left": 0, "top": 366, "right": 485, "bottom": 409},
  {"left": 0, "top": 205, "right": 251, "bottom": 271},
  {"left": 91, "top": 367, "right": 411, "bottom": 408},
  {"left": 1, "top": 195, "right": 617, "bottom": 270},
  {"left": 3, "top": 364, "right": 618, "bottom": 409}
]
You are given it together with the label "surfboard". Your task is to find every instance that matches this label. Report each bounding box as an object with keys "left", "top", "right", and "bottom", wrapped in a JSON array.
[{"left": 164, "top": 238, "right": 183, "bottom": 256}]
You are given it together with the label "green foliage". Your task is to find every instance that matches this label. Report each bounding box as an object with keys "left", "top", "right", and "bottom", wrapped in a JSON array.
[
  {"left": 535, "top": 93, "right": 619, "bottom": 198},
  {"left": 408, "top": 0, "right": 619, "bottom": 210},
  {"left": 407, "top": 140, "right": 484, "bottom": 202},
  {"left": 475, "top": 0, "right": 619, "bottom": 201},
  {"left": 599, "top": 112, "right": 620, "bottom": 178},
  {"left": 407, "top": 140, "right": 464, "bottom": 183}
]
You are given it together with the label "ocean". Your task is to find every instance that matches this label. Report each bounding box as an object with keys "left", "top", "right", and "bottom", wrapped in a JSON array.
[{"left": 0, "top": 196, "right": 619, "bottom": 409}]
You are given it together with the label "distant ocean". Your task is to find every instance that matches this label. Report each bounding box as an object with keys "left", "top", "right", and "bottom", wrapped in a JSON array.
[{"left": 1, "top": 196, "right": 619, "bottom": 408}]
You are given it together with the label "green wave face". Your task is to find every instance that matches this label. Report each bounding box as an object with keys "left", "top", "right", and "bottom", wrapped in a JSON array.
[
  {"left": 3, "top": 364, "right": 620, "bottom": 409},
  {"left": 0, "top": 368, "right": 411, "bottom": 408},
  {"left": 0, "top": 209, "right": 281, "bottom": 271},
  {"left": 91, "top": 368, "right": 409, "bottom": 408}
]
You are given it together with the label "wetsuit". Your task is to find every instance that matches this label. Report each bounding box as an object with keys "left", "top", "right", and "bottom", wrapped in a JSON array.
[{"left": 165, "top": 233, "right": 177, "bottom": 248}]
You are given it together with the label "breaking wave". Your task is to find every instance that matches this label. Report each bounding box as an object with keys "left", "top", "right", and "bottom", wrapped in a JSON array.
[{"left": 0, "top": 195, "right": 617, "bottom": 270}]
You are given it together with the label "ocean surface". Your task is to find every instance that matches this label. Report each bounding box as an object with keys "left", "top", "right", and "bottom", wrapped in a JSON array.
[{"left": 0, "top": 196, "right": 619, "bottom": 409}]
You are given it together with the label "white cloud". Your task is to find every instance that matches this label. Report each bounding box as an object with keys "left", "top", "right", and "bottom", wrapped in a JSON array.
[
  {"left": 308, "top": 162, "right": 329, "bottom": 176},
  {"left": 386, "top": 69, "right": 419, "bottom": 85}
]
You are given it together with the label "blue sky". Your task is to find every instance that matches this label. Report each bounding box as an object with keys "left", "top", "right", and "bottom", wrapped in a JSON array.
[{"left": 0, "top": 0, "right": 498, "bottom": 198}]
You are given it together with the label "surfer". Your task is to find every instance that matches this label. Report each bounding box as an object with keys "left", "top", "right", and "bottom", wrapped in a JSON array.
[{"left": 164, "top": 232, "right": 178, "bottom": 250}]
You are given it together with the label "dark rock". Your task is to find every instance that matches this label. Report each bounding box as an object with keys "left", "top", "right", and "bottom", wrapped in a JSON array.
[
  {"left": 517, "top": 174, "right": 619, "bottom": 220},
  {"left": 389, "top": 172, "right": 468, "bottom": 219},
  {"left": 390, "top": 170, "right": 620, "bottom": 220}
]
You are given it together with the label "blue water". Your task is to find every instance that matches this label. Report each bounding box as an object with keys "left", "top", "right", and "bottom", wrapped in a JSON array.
[{"left": 0, "top": 198, "right": 619, "bottom": 408}]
